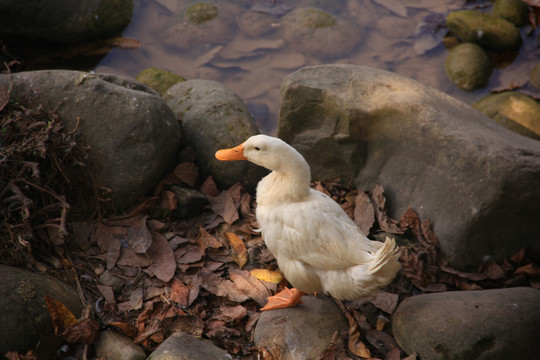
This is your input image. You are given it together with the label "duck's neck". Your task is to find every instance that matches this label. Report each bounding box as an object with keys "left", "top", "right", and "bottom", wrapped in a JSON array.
[{"left": 256, "top": 157, "right": 311, "bottom": 207}]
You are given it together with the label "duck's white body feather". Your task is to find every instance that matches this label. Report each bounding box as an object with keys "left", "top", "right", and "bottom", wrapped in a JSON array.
[{"left": 233, "top": 135, "right": 400, "bottom": 300}]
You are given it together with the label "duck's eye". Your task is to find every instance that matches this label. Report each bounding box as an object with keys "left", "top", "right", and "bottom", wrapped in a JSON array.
[{"left": 254, "top": 147, "right": 260, "bottom": 151}]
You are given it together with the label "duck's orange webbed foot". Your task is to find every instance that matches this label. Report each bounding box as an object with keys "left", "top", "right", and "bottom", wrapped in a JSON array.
[{"left": 260, "top": 288, "right": 305, "bottom": 311}]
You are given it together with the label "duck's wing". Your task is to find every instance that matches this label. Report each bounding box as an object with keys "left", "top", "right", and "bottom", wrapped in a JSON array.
[{"left": 265, "top": 190, "right": 382, "bottom": 271}]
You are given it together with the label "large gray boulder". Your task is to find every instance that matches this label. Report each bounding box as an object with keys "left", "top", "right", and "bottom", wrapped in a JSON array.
[
  {"left": 0, "top": 265, "right": 83, "bottom": 353},
  {"left": 278, "top": 64, "right": 540, "bottom": 270},
  {"left": 165, "top": 79, "right": 266, "bottom": 192},
  {"left": 392, "top": 288, "right": 540, "bottom": 359},
  {"left": 0, "top": 0, "right": 133, "bottom": 43},
  {"left": 0, "top": 70, "right": 182, "bottom": 211}
]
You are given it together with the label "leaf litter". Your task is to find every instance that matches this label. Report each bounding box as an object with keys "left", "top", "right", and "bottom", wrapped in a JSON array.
[{"left": 3, "top": 97, "right": 540, "bottom": 358}]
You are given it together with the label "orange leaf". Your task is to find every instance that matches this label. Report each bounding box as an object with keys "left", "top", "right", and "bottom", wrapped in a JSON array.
[
  {"left": 225, "top": 232, "right": 248, "bottom": 269},
  {"left": 62, "top": 318, "right": 99, "bottom": 344},
  {"left": 107, "top": 321, "right": 139, "bottom": 338},
  {"left": 250, "top": 269, "right": 283, "bottom": 284},
  {"left": 44, "top": 296, "right": 78, "bottom": 335}
]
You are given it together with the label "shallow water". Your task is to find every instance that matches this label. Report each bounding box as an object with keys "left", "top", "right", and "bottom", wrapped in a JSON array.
[{"left": 95, "top": 0, "right": 540, "bottom": 134}]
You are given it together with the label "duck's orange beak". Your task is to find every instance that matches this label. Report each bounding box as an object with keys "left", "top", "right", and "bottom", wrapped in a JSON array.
[{"left": 215, "top": 143, "right": 247, "bottom": 161}]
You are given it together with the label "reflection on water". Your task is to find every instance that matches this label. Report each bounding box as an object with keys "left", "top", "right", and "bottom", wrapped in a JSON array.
[{"left": 96, "top": 0, "right": 538, "bottom": 134}]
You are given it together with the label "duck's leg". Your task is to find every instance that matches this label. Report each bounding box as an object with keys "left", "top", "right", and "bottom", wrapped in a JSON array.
[{"left": 260, "top": 288, "right": 305, "bottom": 311}]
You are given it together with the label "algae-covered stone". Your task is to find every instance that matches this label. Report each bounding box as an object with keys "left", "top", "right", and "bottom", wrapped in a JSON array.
[
  {"left": 136, "top": 68, "right": 185, "bottom": 95},
  {"left": 473, "top": 91, "right": 540, "bottom": 140},
  {"left": 447, "top": 10, "right": 522, "bottom": 51},
  {"left": 531, "top": 62, "right": 540, "bottom": 89},
  {"left": 185, "top": 3, "right": 218, "bottom": 24},
  {"left": 161, "top": 2, "right": 238, "bottom": 49},
  {"left": 445, "top": 43, "right": 492, "bottom": 91},
  {"left": 493, "top": 0, "right": 529, "bottom": 27},
  {"left": 280, "top": 7, "right": 363, "bottom": 58}
]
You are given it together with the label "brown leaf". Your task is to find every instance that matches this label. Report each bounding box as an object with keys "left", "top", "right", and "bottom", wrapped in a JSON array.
[
  {"left": 402, "top": 352, "right": 418, "bottom": 360},
  {"left": 117, "top": 247, "right": 152, "bottom": 268},
  {"left": 174, "top": 162, "right": 199, "bottom": 187},
  {"left": 147, "top": 231, "right": 176, "bottom": 282},
  {"left": 510, "top": 248, "right": 526, "bottom": 263},
  {"left": 170, "top": 278, "right": 190, "bottom": 306},
  {"left": 227, "top": 182, "right": 243, "bottom": 202},
  {"left": 198, "top": 271, "right": 249, "bottom": 302},
  {"left": 106, "top": 36, "right": 141, "bottom": 49},
  {"left": 96, "top": 285, "right": 116, "bottom": 305},
  {"left": 199, "top": 226, "right": 222, "bottom": 248},
  {"left": 354, "top": 191, "right": 375, "bottom": 235},
  {"left": 122, "top": 215, "right": 153, "bottom": 253},
  {"left": 219, "top": 304, "right": 247, "bottom": 322},
  {"left": 515, "top": 263, "right": 540, "bottom": 276},
  {"left": 200, "top": 176, "right": 219, "bottom": 197},
  {"left": 399, "top": 207, "right": 421, "bottom": 239},
  {"left": 162, "top": 314, "right": 204, "bottom": 337},
  {"left": 175, "top": 243, "right": 204, "bottom": 264},
  {"left": 159, "top": 190, "right": 178, "bottom": 212},
  {"left": 481, "top": 262, "right": 505, "bottom": 280},
  {"left": 439, "top": 265, "right": 487, "bottom": 281},
  {"left": 44, "top": 296, "right": 78, "bottom": 335},
  {"left": 344, "top": 310, "right": 371, "bottom": 358},
  {"left": 229, "top": 269, "right": 271, "bottom": 306},
  {"left": 371, "top": 185, "right": 403, "bottom": 234},
  {"left": 367, "top": 292, "right": 399, "bottom": 314},
  {"left": 209, "top": 191, "right": 239, "bottom": 224},
  {"left": 225, "top": 232, "right": 248, "bottom": 268},
  {"left": 62, "top": 318, "right": 99, "bottom": 344}
]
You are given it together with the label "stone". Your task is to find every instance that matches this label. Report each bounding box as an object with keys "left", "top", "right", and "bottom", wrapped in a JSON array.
[
  {"left": 530, "top": 62, "right": 540, "bottom": 89},
  {"left": 94, "top": 330, "right": 147, "bottom": 360},
  {"left": 136, "top": 68, "right": 185, "bottom": 95},
  {"left": 392, "top": 287, "right": 540, "bottom": 360},
  {"left": 493, "top": 0, "right": 530, "bottom": 28},
  {"left": 0, "top": 265, "right": 82, "bottom": 353},
  {"left": 445, "top": 43, "right": 492, "bottom": 91},
  {"left": 473, "top": 91, "right": 540, "bottom": 140},
  {"left": 165, "top": 79, "right": 266, "bottom": 192},
  {"left": 0, "top": 70, "right": 182, "bottom": 211},
  {"left": 253, "top": 295, "right": 348, "bottom": 359},
  {"left": 447, "top": 10, "right": 522, "bottom": 51},
  {"left": 148, "top": 332, "right": 231, "bottom": 360},
  {"left": 170, "top": 186, "right": 209, "bottom": 218},
  {"left": 279, "top": 7, "right": 363, "bottom": 58},
  {"left": 161, "top": 2, "right": 239, "bottom": 50},
  {"left": 278, "top": 64, "right": 540, "bottom": 269},
  {"left": 0, "top": 0, "right": 133, "bottom": 43}
]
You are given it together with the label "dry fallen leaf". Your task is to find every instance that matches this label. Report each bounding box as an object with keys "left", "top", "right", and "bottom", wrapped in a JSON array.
[
  {"left": 229, "top": 269, "right": 271, "bottom": 306},
  {"left": 170, "top": 278, "right": 190, "bottom": 306},
  {"left": 250, "top": 268, "right": 283, "bottom": 284},
  {"left": 225, "top": 232, "right": 248, "bottom": 269},
  {"left": 344, "top": 310, "right": 371, "bottom": 358},
  {"left": 62, "top": 318, "right": 100, "bottom": 344},
  {"left": 173, "top": 162, "right": 199, "bottom": 187},
  {"left": 371, "top": 185, "right": 403, "bottom": 234},
  {"left": 44, "top": 296, "right": 78, "bottom": 335},
  {"left": 107, "top": 321, "right": 139, "bottom": 338},
  {"left": 147, "top": 230, "right": 176, "bottom": 282},
  {"left": 354, "top": 191, "right": 375, "bottom": 235}
]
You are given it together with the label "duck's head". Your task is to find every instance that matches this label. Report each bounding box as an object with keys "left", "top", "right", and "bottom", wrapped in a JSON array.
[{"left": 215, "top": 134, "right": 309, "bottom": 174}]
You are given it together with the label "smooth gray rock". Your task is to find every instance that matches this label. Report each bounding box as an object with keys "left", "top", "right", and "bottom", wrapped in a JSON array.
[
  {"left": 165, "top": 79, "right": 266, "bottom": 192},
  {"left": 94, "top": 330, "right": 147, "bottom": 360},
  {"left": 278, "top": 64, "right": 540, "bottom": 270},
  {"left": 0, "top": 0, "right": 133, "bottom": 43},
  {"left": 148, "top": 332, "right": 232, "bottom": 360},
  {"left": 392, "top": 288, "right": 540, "bottom": 360},
  {"left": 0, "top": 265, "right": 83, "bottom": 353},
  {"left": 0, "top": 70, "right": 182, "bottom": 211},
  {"left": 253, "top": 295, "right": 348, "bottom": 360}
]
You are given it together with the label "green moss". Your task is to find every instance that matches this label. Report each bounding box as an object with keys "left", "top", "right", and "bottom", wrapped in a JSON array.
[
  {"left": 17, "top": 279, "right": 36, "bottom": 303},
  {"left": 301, "top": 8, "right": 336, "bottom": 29},
  {"left": 185, "top": 3, "right": 218, "bottom": 24},
  {"left": 135, "top": 68, "right": 185, "bottom": 95}
]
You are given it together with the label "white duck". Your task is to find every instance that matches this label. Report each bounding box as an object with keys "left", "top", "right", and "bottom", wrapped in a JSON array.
[{"left": 216, "top": 135, "right": 400, "bottom": 310}]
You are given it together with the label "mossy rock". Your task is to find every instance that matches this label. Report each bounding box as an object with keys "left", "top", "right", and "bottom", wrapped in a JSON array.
[
  {"left": 445, "top": 43, "right": 492, "bottom": 91},
  {"left": 530, "top": 62, "right": 540, "bottom": 89},
  {"left": 136, "top": 68, "right": 185, "bottom": 95},
  {"left": 185, "top": 3, "right": 218, "bottom": 24},
  {"left": 473, "top": 91, "right": 540, "bottom": 140},
  {"left": 280, "top": 7, "right": 363, "bottom": 58},
  {"left": 493, "top": 0, "right": 529, "bottom": 27},
  {"left": 447, "top": 10, "right": 522, "bottom": 51}
]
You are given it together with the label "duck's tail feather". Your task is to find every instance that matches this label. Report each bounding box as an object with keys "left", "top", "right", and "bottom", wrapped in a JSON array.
[{"left": 368, "top": 236, "right": 401, "bottom": 274}]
